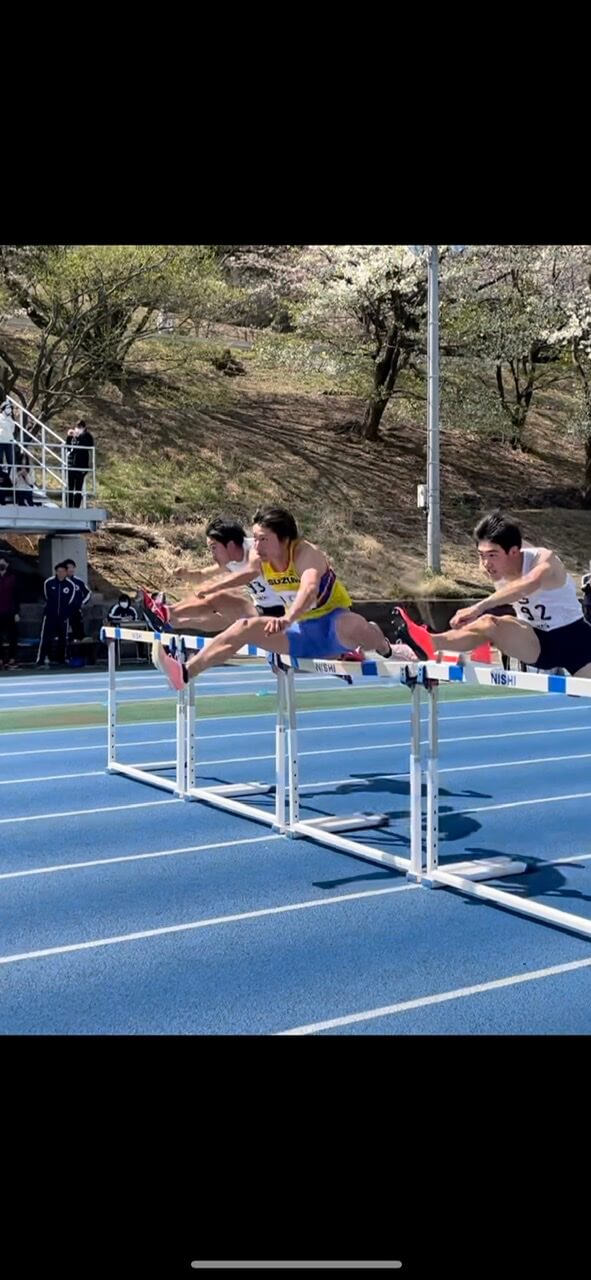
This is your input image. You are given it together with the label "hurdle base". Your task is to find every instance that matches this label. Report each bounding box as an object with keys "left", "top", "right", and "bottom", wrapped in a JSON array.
[
  {"left": 186, "top": 785, "right": 279, "bottom": 827},
  {"left": 299, "top": 813, "right": 389, "bottom": 834},
  {"left": 108, "top": 761, "right": 181, "bottom": 795},
  {"left": 204, "top": 782, "right": 274, "bottom": 798},
  {"left": 291, "top": 820, "right": 410, "bottom": 872},
  {"left": 423, "top": 856, "right": 529, "bottom": 888}
]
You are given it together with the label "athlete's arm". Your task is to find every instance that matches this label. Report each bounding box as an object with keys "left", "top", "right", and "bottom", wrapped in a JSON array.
[
  {"left": 480, "top": 550, "right": 565, "bottom": 610},
  {"left": 173, "top": 565, "right": 226, "bottom": 586},
  {"left": 450, "top": 550, "right": 566, "bottom": 627},
  {"left": 282, "top": 542, "right": 327, "bottom": 623},
  {"left": 195, "top": 549, "right": 263, "bottom": 599}
]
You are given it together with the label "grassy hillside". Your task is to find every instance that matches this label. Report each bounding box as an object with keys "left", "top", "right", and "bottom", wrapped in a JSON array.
[{"left": 2, "top": 328, "right": 590, "bottom": 600}]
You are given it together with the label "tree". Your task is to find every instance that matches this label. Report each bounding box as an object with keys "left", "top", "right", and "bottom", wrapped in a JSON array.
[
  {"left": 544, "top": 245, "right": 591, "bottom": 492},
  {"left": 0, "top": 244, "right": 218, "bottom": 420},
  {"left": 213, "top": 245, "right": 310, "bottom": 330},
  {"left": 297, "top": 246, "right": 428, "bottom": 441},
  {"left": 443, "top": 245, "right": 566, "bottom": 449}
]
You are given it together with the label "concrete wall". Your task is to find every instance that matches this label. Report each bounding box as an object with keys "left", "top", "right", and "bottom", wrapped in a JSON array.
[{"left": 38, "top": 534, "right": 88, "bottom": 581}]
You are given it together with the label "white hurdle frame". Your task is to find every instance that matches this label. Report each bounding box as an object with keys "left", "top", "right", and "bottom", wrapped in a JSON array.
[
  {"left": 103, "top": 629, "right": 591, "bottom": 941},
  {"left": 102, "top": 628, "right": 428, "bottom": 868},
  {"left": 277, "top": 661, "right": 421, "bottom": 874},
  {"left": 106, "top": 626, "right": 186, "bottom": 794},
  {"left": 415, "top": 660, "right": 591, "bottom": 941}
]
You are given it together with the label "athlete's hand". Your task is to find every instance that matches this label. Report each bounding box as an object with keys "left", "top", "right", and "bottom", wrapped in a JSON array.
[
  {"left": 264, "top": 616, "right": 290, "bottom": 635},
  {"left": 449, "top": 603, "right": 483, "bottom": 629}
]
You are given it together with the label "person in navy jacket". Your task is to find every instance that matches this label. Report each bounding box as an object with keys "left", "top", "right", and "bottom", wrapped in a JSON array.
[
  {"left": 63, "top": 558, "right": 91, "bottom": 642},
  {"left": 36, "top": 563, "right": 81, "bottom": 665}
]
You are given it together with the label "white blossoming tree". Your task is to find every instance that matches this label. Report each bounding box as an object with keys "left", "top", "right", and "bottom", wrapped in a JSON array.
[
  {"left": 543, "top": 245, "right": 591, "bottom": 493},
  {"left": 442, "top": 244, "right": 568, "bottom": 450},
  {"left": 297, "top": 245, "right": 429, "bottom": 441}
]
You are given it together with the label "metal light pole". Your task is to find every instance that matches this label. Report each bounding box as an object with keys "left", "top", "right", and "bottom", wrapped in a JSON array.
[
  {"left": 426, "top": 245, "right": 440, "bottom": 572},
  {"left": 408, "top": 244, "right": 465, "bottom": 574}
]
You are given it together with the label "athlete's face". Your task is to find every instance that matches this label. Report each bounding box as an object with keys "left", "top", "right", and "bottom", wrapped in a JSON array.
[
  {"left": 206, "top": 538, "right": 231, "bottom": 567},
  {"left": 477, "top": 540, "right": 521, "bottom": 580},
  {"left": 252, "top": 524, "right": 285, "bottom": 563}
]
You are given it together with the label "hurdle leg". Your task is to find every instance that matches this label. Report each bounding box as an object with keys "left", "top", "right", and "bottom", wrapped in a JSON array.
[
  {"left": 274, "top": 667, "right": 287, "bottom": 832},
  {"left": 426, "top": 681, "right": 439, "bottom": 877},
  {"left": 175, "top": 685, "right": 188, "bottom": 797},
  {"left": 107, "top": 637, "right": 117, "bottom": 771},
  {"left": 408, "top": 682, "right": 423, "bottom": 879},
  {"left": 286, "top": 666, "right": 300, "bottom": 832},
  {"left": 185, "top": 675, "right": 197, "bottom": 797}
]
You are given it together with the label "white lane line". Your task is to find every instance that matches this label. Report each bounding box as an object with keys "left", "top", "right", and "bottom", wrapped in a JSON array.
[
  {"left": 0, "top": 692, "right": 581, "bottom": 737},
  {"left": 0, "top": 882, "right": 419, "bottom": 966},
  {"left": 0, "top": 833, "right": 284, "bottom": 880},
  {"left": 0, "top": 738, "right": 175, "bottom": 759},
  {"left": 0, "top": 675, "right": 365, "bottom": 703},
  {"left": 458, "top": 790, "right": 591, "bottom": 815},
  {"left": 6, "top": 748, "right": 591, "bottom": 791},
  {"left": 0, "top": 770, "right": 105, "bottom": 786},
  {"left": 3, "top": 702, "right": 591, "bottom": 760},
  {"left": 0, "top": 798, "right": 180, "bottom": 825},
  {"left": 181, "top": 722, "right": 591, "bottom": 769},
  {"left": 277, "top": 955, "right": 591, "bottom": 1035}
]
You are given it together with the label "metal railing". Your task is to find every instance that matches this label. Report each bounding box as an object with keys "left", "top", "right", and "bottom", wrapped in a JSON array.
[{"left": 0, "top": 396, "right": 96, "bottom": 508}]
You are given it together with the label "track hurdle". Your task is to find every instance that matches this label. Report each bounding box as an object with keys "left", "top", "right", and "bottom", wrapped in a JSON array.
[
  {"left": 415, "top": 660, "right": 591, "bottom": 941},
  {"left": 272, "top": 656, "right": 424, "bottom": 875},
  {"left": 105, "top": 626, "right": 187, "bottom": 795},
  {"left": 101, "top": 628, "right": 427, "bottom": 870},
  {"left": 102, "top": 626, "right": 271, "bottom": 804},
  {"left": 102, "top": 629, "right": 591, "bottom": 941}
]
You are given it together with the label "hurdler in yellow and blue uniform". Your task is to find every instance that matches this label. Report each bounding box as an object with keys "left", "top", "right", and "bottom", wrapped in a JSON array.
[{"left": 259, "top": 538, "right": 354, "bottom": 659}]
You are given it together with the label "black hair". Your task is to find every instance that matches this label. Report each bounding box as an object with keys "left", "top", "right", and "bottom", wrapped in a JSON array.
[
  {"left": 54, "top": 562, "right": 67, "bottom": 571},
  {"left": 205, "top": 518, "right": 246, "bottom": 547},
  {"left": 252, "top": 505, "right": 298, "bottom": 542},
  {"left": 63, "top": 559, "right": 76, "bottom": 569},
  {"left": 473, "top": 511, "right": 522, "bottom": 553}
]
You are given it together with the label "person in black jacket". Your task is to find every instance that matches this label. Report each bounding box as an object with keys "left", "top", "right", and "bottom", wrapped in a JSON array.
[
  {"left": 66, "top": 420, "right": 95, "bottom": 508},
  {"left": 0, "top": 555, "right": 20, "bottom": 669},
  {"left": 36, "top": 564, "right": 80, "bottom": 665},
  {"left": 107, "top": 593, "right": 139, "bottom": 624},
  {"left": 63, "top": 558, "right": 91, "bottom": 641}
]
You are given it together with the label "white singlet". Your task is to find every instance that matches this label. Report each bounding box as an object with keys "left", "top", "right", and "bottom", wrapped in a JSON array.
[
  {"left": 500, "top": 547, "right": 583, "bottom": 632},
  {"left": 226, "top": 537, "right": 283, "bottom": 609}
]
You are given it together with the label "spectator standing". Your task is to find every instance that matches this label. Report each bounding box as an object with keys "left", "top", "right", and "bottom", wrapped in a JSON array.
[
  {"left": 66, "top": 420, "right": 94, "bottom": 508},
  {"left": 36, "top": 563, "right": 80, "bottom": 666},
  {"left": 0, "top": 400, "right": 16, "bottom": 471},
  {"left": 15, "top": 466, "right": 34, "bottom": 506},
  {"left": 0, "top": 468, "right": 13, "bottom": 504},
  {"left": 63, "top": 558, "right": 91, "bottom": 642},
  {"left": 0, "top": 555, "right": 20, "bottom": 669}
]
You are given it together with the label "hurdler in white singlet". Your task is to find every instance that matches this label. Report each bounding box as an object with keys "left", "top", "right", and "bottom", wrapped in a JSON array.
[
  {"left": 499, "top": 547, "right": 583, "bottom": 632},
  {"left": 226, "top": 537, "right": 283, "bottom": 609}
]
